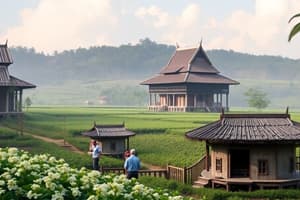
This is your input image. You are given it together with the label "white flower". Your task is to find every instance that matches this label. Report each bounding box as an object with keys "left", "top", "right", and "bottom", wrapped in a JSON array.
[
  {"left": 51, "top": 191, "right": 64, "bottom": 200},
  {"left": 71, "top": 187, "right": 81, "bottom": 197},
  {"left": 31, "top": 184, "right": 40, "bottom": 190},
  {"left": 7, "top": 179, "right": 18, "bottom": 191},
  {"left": 87, "top": 195, "right": 97, "bottom": 200},
  {"left": 0, "top": 180, "right": 5, "bottom": 186},
  {"left": 8, "top": 147, "right": 18, "bottom": 155}
]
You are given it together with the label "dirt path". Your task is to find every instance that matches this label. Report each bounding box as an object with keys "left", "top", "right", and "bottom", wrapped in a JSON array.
[
  {"left": 27, "top": 133, "right": 85, "bottom": 155},
  {"left": 4, "top": 126, "right": 164, "bottom": 170}
]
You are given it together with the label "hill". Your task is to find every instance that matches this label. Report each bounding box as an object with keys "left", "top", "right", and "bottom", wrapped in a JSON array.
[{"left": 8, "top": 38, "right": 300, "bottom": 108}]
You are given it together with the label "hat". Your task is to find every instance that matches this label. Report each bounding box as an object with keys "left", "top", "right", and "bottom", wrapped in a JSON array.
[
  {"left": 93, "top": 140, "right": 97, "bottom": 145},
  {"left": 130, "top": 149, "right": 136, "bottom": 154}
]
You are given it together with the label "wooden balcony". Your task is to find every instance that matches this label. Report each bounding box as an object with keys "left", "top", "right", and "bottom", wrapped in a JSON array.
[{"left": 148, "top": 105, "right": 226, "bottom": 112}]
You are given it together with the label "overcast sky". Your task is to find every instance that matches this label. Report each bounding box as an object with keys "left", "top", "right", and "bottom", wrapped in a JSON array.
[{"left": 0, "top": 0, "right": 299, "bottom": 58}]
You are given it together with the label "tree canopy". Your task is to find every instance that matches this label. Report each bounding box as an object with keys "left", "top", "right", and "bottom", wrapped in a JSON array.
[{"left": 244, "top": 88, "right": 270, "bottom": 110}]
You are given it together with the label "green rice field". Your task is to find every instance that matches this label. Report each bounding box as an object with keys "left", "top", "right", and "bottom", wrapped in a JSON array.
[{"left": 1, "top": 107, "right": 300, "bottom": 168}]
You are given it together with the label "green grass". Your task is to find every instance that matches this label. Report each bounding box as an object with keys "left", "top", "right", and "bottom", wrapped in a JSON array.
[
  {"left": 2, "top": 107, "right": 220, "bottom": 167},
  {"left": 0, "top": 124, "right": 123, "bottom": 169},
  {"left": 1, "top": 107, "right": 300, "bottom": 168}
]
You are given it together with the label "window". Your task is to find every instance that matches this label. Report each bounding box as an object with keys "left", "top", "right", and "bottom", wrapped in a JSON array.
[
  {"left": 110, "top": 142, "right": 116, "bottom": 151},
  {"left": 258, "top": 160, "right": 269, "bottom": 176},
  {"left": 216, "top": 158, "right": 222, "bottom": 173}
]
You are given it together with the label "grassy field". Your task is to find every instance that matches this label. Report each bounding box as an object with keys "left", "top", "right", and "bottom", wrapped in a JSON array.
[
  {"left": 0, "top": 107, "right": 219, "bottom": 167},
  {"left": 1, "top": 107, "right": 300, "bottom": 168}
]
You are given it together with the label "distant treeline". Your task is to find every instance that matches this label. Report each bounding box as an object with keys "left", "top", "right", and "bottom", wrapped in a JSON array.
[
  {"left": 10, "top": 38, "right": 300, "bottom": 85},
  {"left": 8, "top": 38, "right": 300, "bottom": 108}
]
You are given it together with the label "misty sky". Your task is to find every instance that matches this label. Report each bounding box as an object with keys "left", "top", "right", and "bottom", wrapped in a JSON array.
[{"left": 0, "top": 0, "right": 299, "bottom": 58}]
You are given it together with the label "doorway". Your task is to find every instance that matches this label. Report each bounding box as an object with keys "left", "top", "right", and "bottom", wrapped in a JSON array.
[{"left": 230, "top": 149, "right": 250, "bottom": 178}]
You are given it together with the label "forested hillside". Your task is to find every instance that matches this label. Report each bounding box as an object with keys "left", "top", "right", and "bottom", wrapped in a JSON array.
[{"left": 8, "top": 38, "right": 300, "bottom": 108}]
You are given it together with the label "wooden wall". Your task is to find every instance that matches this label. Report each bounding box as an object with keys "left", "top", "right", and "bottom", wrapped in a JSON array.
[
  {"left": 0, "top": 88, "right": 8, "bottom": 112},
  {"left": 211, "top": 145, "right": 229, "bottom": 178},
  {"left": 211, "top": 144, "right": 295, "bottom": 180},
  {"left": 100, "top": 138, "right": 126, "bottom": 155}
]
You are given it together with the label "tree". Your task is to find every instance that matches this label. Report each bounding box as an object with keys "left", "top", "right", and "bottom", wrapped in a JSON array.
[
  {"left": 288, "top": 13, "right": 300, "bottom": 42},
  {"left": 244, "top": 88, "right": 270, "bottom": 109},
  {"left": 24, "top": 97, "right": 32, "bottom": 111}
]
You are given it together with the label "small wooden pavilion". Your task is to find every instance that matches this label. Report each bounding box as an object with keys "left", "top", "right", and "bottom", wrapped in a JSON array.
[
  {"left": 141, "top": 43, "right": 239, "bottom": 112},
  {"left": 186, "top": 110, "right": 300, "bottom": 190},
  {"left": 81, "top": 122, "right": 136, "bottom": 157},
  {"left": 0, "top": 42, "right": 36, "bottom": 116}
]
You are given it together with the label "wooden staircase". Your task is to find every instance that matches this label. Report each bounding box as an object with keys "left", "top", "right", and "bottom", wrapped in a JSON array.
[{"left": 193, "top": 176, "right": 211, "bottom": 188}]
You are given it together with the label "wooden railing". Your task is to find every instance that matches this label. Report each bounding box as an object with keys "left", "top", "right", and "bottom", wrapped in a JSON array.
[
  {"left": 167, "top": 165, "right": 186, "bottom": 183},
  {"left": 185, "top": 156, "right": 207, "bottom": 184},
  {"left": 101, "top": 167, "right": 168, "bottom": 178},
  {"left": 101, "top": 156, "right": 207, "bottom": 184}
]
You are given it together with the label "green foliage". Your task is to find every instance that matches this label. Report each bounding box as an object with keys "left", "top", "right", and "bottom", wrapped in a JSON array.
[
  {"left": 288, "top": 13, "right": 300, "bottom": 41},
  {"left": 10, "top": 38, "right": 300, "bottom": 107},
  {"left": 24, "top": 97, "right": 32, "bottom": 110},
  {"left": 244, "top": 88, "right": 270, "bottom": 109}
]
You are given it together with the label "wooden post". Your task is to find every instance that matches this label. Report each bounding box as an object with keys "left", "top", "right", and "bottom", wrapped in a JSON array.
[
  {"left": 172, "top": 94, "right": 175, "bottom": 106},
  {"left": 14, "top": 90, "right": 17, "bottom": 112},
  {"left": 220, "top": 93, "right": 223, "bottom": 107},
  {"left": 126, "top": 137, "right": 129, "bottom": 150},
  {"left": 185, "top": 94, "right": 188, "bottom": 112},
  {"left": 206, "top": 143, "right": 209, "bottom": 171},
  {"left": 5, "top": 89, "right": 9, "bottom": 112},
  {"left": 19, "top": 90, "right": 23, "bottom": 112},
  {"left": 226, "top": 93, "right": 229, "bottom": 111},
  {"left": 183, "top": 166, "right": 187, "bottom": 184},
  {"left": 149, "top": 93, "right": 152, "bottom": 106}
]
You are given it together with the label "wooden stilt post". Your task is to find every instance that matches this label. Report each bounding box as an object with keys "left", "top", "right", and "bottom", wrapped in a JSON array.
[{"left": 206, "top": 142, "right": 209, "bottom": 171}]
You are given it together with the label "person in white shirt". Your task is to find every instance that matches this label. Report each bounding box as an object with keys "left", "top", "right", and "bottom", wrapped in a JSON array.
[{"left": 90, "top": 140, "right": 101, "bottom": 170}]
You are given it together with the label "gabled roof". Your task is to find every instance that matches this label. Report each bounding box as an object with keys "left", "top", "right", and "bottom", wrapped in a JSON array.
[
  {"left": 141, "top": 43, "right": 239, "bottom": 85},
  {"left": 0, "top": 43, "right": 36, "bottom": 89},
  {"left": 82, "top": 123, "right": 136, "bottom": 138},
  {"left": 0, "top": 66, "right": 10, "bottom": 82},
  {"left": 0, "top": 76, "right": 36, "bottom": 88},
  {"left": 160, "top": 46, "right": 219, "bottom": 74},
  {"left": 0, "top": 43, "right": 13, "bottom": 65},
  {"left": 186, "top": 113, "right": 300, "bottom": 144}
]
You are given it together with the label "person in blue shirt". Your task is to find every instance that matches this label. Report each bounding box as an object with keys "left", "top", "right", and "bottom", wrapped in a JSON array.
[
  {"left": 91, "top": 140, "right": 101, "bottom": 170},
  {"left": 124, "top": 149, "right": 140, "bottom": 179}
]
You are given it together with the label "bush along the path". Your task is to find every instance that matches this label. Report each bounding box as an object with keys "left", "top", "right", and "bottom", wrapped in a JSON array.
[{"left": 0, "top": 147, "right": 190, "bottom": 200}]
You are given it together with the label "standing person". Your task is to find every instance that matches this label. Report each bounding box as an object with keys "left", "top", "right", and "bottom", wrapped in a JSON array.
[
  {"left": 90, "top": 140, "right": 101, "bottom": 170},
  {"left": 124, "top": 149, "right": 140, "bottom": 179}
]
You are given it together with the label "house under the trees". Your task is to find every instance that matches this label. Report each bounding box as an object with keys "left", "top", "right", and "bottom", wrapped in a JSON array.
[
  {"left": 186, "top": 110, "right": 300, "bottom": 190},
  {"left": 141, "top": 43, "right": 239, "bottom": 112},
  {"left": 0, "top": 42, "right": 36, "bottom": 116}
]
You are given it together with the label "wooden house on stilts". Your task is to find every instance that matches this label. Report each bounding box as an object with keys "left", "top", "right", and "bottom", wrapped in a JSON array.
[
  {"left": 0, "top": 42, "right": 36, "bottom": 116},
  {"left": 141, "top": 43, "right": 239, "bottom": 112},
  {"left": 186, "top": 109, "right": 300, "bottom": 190}
]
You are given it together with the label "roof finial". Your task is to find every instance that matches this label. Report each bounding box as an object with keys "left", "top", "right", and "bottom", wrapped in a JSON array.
[
  {"left": 199, "top": 38, "right": 203, "bottom": 47},
  {"left": 5, "top": 39, "right": 8, "bottom": 46},
  {"left": 286, "top": 106, "right": 289, "bottom": 114},
  {"left": 122, "top": 121, "right": 125, "bottom": 126},
  {"left": 176, "top": 42, "right": 180, "bottom": 48}
]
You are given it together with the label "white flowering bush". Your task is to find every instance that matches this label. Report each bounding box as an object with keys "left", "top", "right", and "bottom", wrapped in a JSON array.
[{"left": 0, "top": 147, "right": 190, "bottom": 200}]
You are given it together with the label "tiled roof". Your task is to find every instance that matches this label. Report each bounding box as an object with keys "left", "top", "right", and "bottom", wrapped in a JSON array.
[
  {"left": 0, "top": 44, "right": 13, "bottom": 65},
  {"left": 141, "top": 72, "right": 239, "bottom": 85},
  {"left": 0, "top": 67, "right": 10, "bottom": 82},
  {"left": 82, "top": 124, "right": 136, "bottom": 138},
  {"left": 0, "top": 75, "right": 36, "bottom": 88},
  {"left": 186, "top": 113, "right": 300, "bottom": 144},
  {"left": 142, "top": 44, "right": 238, "bottom": 85}
]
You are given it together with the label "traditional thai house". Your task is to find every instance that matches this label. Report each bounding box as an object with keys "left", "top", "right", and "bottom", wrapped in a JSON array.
[
  {"left": 141, "top": 43, "right": 239, "bottom": 112},
  {"left": 0, "top": 42, "right": 36, "bottom": 116},
  {"left": 81, "top": 122, "right": 136, "bottom": 157},
  {"left": 186, "top": 110, "right": 300, "bottom": 190}
]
